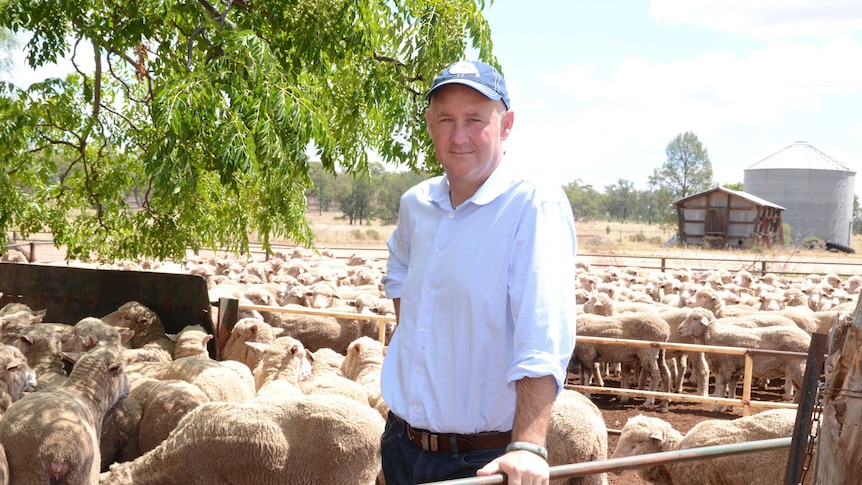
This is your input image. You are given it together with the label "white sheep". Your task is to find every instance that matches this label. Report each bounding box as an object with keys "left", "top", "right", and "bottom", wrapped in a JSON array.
[
  {"left": 265, "top": 305, "right": 385, "bottom": 353},
  {"left": 611, "top": 409, "right": 801, "bottom": 485},
  {"left": 126, "top": 355, "right": 254, "bottom": 403},
  {"left": 13, "top": 323, "right": 71, "bottom": 389},
  {"left": 169, "top": 324, "right": 213, "bottom": 359},
  {"left": 300, "top": 347, "right": 370, "bottom": 405},
  {"left": 101, "top": 301, "right": 176, "bottom": 358},
  {"left": 570, "top": 312, "right": 672, "bottom": 411},
  {"left": 0, "top": 345, "right": 129, "bottom": 484},
  {"left": 0, "top": 344, "right": 37, "bottom": 414},
  {"left": 220, "top": 317, "right": 283, "bottom": 370},
  {"left": 679, "top": 308, "right": 811, "bottom": 411},
  {"left": 246, "top": 336, "right": 312, "bottom": 393},
  {"left": 128, "top": 377, "right": 210, "bottom": 455},
  {"left": 99, "top": 393, "right": 384, "bottom": 485},
  {"left": 61, "top": 317, "right": 134, "bottom": 353},
  {"left": 341, "top": 336, "right": 388, "bottom": 418},
  {"left": 548, "top": 389, "right": 608, "bottom": 485}
]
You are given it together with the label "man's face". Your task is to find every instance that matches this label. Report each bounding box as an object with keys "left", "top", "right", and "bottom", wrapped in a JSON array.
[{"left": 425, "top": 84, "right": 514, "bottom": 189}]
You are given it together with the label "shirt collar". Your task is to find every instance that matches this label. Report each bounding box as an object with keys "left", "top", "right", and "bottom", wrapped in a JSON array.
[{"left": 429, "top": 160, "right": 521, "bottom": 210}]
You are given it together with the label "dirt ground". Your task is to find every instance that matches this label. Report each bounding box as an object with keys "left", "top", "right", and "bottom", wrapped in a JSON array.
[{"left": 575, "top": 374, "right": 794, "bottom": 484}]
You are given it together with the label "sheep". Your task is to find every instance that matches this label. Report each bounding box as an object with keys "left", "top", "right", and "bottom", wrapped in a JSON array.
[
  {"left": 100, "top": 396, "right": 142, "bottom": 470},
  {"left": 219, "top": 317, "right": 283, "bottom": 370},
  {"left": 341, "top": 336, "right": 388, "bottom": 418},
  {"left": 99, "top": 393, "right": 385, "bottom": 485},
  {"left": 656, "top": 308, "right": 709, "bottom": 396},
  {"left": 0, "top": 345, "right": 130, "bottom": 484},
  {"left": 265, "top": 305, "right": 388, "bottom": 353},
  {"left": 611, "top": 409, "right": 800, "bottom": 485},
  {"left": 547, "top": 389, "right": 608, "bottom": 485},
  {"left": 11, "top": 323, "right": 70, "bottom": 389},
  {"left": 569, "top": 313, "right": 671, "bottom": 411},
  {"left": 300, "top": 347, "right": 370, "bottom": 405},
  {"left": 0, "top": 344, "right": 37, "bottom": 414},
  {"left": 126, "top": 355, "right": 254, "bottom": 403},
  {"left": 101, "top": 301, "right": 176, "bottom": 358},
  {"left": 247, "top": 336, "right": 312, "bottom": 393},
  {"left": 169, "top": 324, "right": 212, "bottom": 359},
  {"left": 61, "top": 317, "right": 134, "bottom": 353},
  {"left": 0, "top": 307, "right": 47, "bottom": 345},
  {"left": 678, "top": 308, "right": 811, "bottom": 410},
  {"left": 128, "top": 377, "right": 210, "bottom": 455}
]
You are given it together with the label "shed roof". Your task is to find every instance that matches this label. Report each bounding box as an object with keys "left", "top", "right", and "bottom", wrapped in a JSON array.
[
  {"left": 746, "top": 141, "right": 854, "bottom": 172},
  {"left": 672, "top": 186, "right": 786, "bottom": 210}
]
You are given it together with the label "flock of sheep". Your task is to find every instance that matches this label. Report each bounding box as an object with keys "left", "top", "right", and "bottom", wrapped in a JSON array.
[{"left": 0, "top": 246, "right": 858, "bottom": 484}]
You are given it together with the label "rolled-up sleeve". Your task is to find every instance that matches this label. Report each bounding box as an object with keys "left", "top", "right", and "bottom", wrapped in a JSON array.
[{"left": 506, "top": 190, "right": 578, "bottom": 395}]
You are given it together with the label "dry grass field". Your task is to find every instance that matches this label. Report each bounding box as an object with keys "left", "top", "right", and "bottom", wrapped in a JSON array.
[{"left": 307, "top": 210, "right": 862, "bottom": 259}]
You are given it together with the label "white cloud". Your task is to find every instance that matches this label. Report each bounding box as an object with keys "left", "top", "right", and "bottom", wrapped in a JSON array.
[
  {"left": 543, "top": 36, "right": 862, "bottom": 131},
  {"left": 650, "top": 0, "right": 862, "bottom": 39}
]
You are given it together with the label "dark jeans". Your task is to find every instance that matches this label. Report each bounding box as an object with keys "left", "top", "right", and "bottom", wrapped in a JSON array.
[{"left": 381, "top": 412, "right": 507, "bottom": 484}]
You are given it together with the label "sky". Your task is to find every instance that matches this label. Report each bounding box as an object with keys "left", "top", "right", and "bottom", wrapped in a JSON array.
[
  {"left": 479, "top": 0, "right": 862, "bottom": 193},
  {"left": 3, "top": 1, "right": 861, "bottom": 194}
]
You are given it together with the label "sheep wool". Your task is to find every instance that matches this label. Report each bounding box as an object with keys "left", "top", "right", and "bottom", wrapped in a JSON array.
[
  {"left": 100, "top": 394, "right": 385, "bottom": 485},
  {"left": 0, "top": 345, "right": 129, "bottom": 484}
]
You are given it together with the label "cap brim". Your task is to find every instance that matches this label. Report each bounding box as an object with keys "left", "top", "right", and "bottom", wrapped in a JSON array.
[{"left": 425, "top": 79, "right": 503, "bottom": 103}]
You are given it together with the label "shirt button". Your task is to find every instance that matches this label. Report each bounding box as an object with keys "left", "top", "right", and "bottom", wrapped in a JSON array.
[{"left": 448, "top": 212, "right": 454, "bottom": 218}]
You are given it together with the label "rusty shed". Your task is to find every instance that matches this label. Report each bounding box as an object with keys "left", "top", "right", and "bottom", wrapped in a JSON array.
[{"left": 673, "top": 187, "right": 785, "bottom": 249}]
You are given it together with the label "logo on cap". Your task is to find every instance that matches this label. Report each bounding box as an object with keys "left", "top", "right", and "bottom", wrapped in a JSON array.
[{"left": 447, "top": 61, "right": 481, "bottom": 76}]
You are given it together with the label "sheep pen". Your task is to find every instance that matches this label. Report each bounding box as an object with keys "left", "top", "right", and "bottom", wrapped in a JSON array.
[{"left": 2, "top": 243, "right": 861, "bottom": 484}]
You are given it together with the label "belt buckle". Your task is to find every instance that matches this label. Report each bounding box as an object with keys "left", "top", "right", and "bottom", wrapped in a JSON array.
[
  {"left": 420, "top": 431, "right": 430, "bottom": 451},
  {"left": 430, "top": 433, "right": 439, "bottom": 452}
]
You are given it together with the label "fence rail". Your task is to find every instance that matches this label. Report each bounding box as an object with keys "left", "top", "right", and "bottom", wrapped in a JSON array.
[{"left": 5, "top": 239, "right": 862, "bottom": 278}]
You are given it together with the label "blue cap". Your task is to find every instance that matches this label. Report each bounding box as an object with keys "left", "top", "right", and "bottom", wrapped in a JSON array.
[{"left": 425, "top": 60, "right": 510, "bottom": 110}]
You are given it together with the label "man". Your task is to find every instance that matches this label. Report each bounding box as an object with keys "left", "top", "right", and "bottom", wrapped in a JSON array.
[{"left": 380, "top": 60, "right": 578, "bottom": 484}]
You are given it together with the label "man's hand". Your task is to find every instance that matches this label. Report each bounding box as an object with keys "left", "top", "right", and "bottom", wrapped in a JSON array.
[{"left": 476, "top": 448, "right": 549, "bottom": 485}]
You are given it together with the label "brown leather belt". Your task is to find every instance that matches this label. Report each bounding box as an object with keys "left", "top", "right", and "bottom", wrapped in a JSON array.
[{"left": 390, "top": 413, "right": 511, "bottom": 454}]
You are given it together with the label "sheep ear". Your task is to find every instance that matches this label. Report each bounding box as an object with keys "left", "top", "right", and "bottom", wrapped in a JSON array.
[
  {"left": 165, "top": 333, "right": 178, "bottom": 342},
  {"left": 18, "top": 335, "right": 34, "bottom": 346},
  {"left": 203, "top": 334, "right": 213, "bottom": 344},
  {"left": 6, "top": 361, "right": 22, "bottom": 372},
  {"left": 649, "top": 429, "right": 665, "bottom": 442},
  {"left": 699, "top": 316, "right": 710, "bottom": 327},
  {"left": 272, "top": 328, "right": 285, "bottom": 337},
  {"left": 118, "top": 328, "right": 135, "bottom": 344}
]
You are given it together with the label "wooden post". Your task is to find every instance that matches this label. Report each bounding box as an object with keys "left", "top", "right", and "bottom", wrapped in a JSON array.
[
  {"left": 812, "top": 298, "right": 862, "bottom": 484},
  {"left": 742, "top": 353, "right": 754, "bottom": 417}
]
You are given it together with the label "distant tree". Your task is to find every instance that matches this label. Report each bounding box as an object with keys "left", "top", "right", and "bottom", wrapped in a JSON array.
[
  {"left": 723, "top": 181, "right": 744, "bottom": 191},
  {"left": 853, "top": 195, "right": 861, "bottom": 235},
  {"left": 563, "top": 180, "right": 604, "bottom": 221},
  {"left": 307, "top": 162, "right": 337, "bottom": 215},
  {"left": 603, "top": 179, "right": 635, "bottom": 220},
  {"left": 654, "top": 131, "right": 714, "bottom": 200},
  {"left": 649, "top": 169, "right": 677, "bottom": 225},
  {"left": 376, "top": 170, "right": 429, "bottom": 225},
  {"left": 336, "top": 163, "right": 387, "bottom": 226}
]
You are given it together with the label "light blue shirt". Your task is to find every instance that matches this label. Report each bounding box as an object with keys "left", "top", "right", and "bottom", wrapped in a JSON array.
[{"left": 381, "top": 162, "right": 578, "bottom": 434}]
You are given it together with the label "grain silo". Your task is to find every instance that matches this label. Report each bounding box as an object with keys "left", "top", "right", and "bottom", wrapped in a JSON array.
[{"left": 743, "top": 141, "right": 856, "bottom": 245}]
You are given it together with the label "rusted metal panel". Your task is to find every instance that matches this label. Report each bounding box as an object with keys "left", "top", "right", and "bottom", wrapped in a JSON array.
[{"left": 0, "top": 262, "right": 214, "bottom": 357}]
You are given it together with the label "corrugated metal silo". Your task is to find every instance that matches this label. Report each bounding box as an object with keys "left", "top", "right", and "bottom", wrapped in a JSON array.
[{"left": 743, "top": 141, "right": 856, "bottom": 245}]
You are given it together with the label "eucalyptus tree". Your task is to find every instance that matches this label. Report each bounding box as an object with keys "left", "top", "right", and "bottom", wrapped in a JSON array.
[
  {"left": 654, "top": 131, "right": 714, "bottom": 201},
  {"left": 0, "top": 0, "right": 495, "bottom": 261}
]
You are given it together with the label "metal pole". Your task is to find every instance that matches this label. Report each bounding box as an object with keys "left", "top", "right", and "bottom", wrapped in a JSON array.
[
  {"left": 784, "top": 332, "right": 827, "bottom": 485},
  {"left": 429, "top": 438, "right": 792, "bottom": 484}
]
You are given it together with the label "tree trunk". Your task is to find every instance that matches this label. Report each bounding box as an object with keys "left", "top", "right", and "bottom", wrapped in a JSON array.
[{"left": 813, "top": 296, "right": 862, "bottom": 484}]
